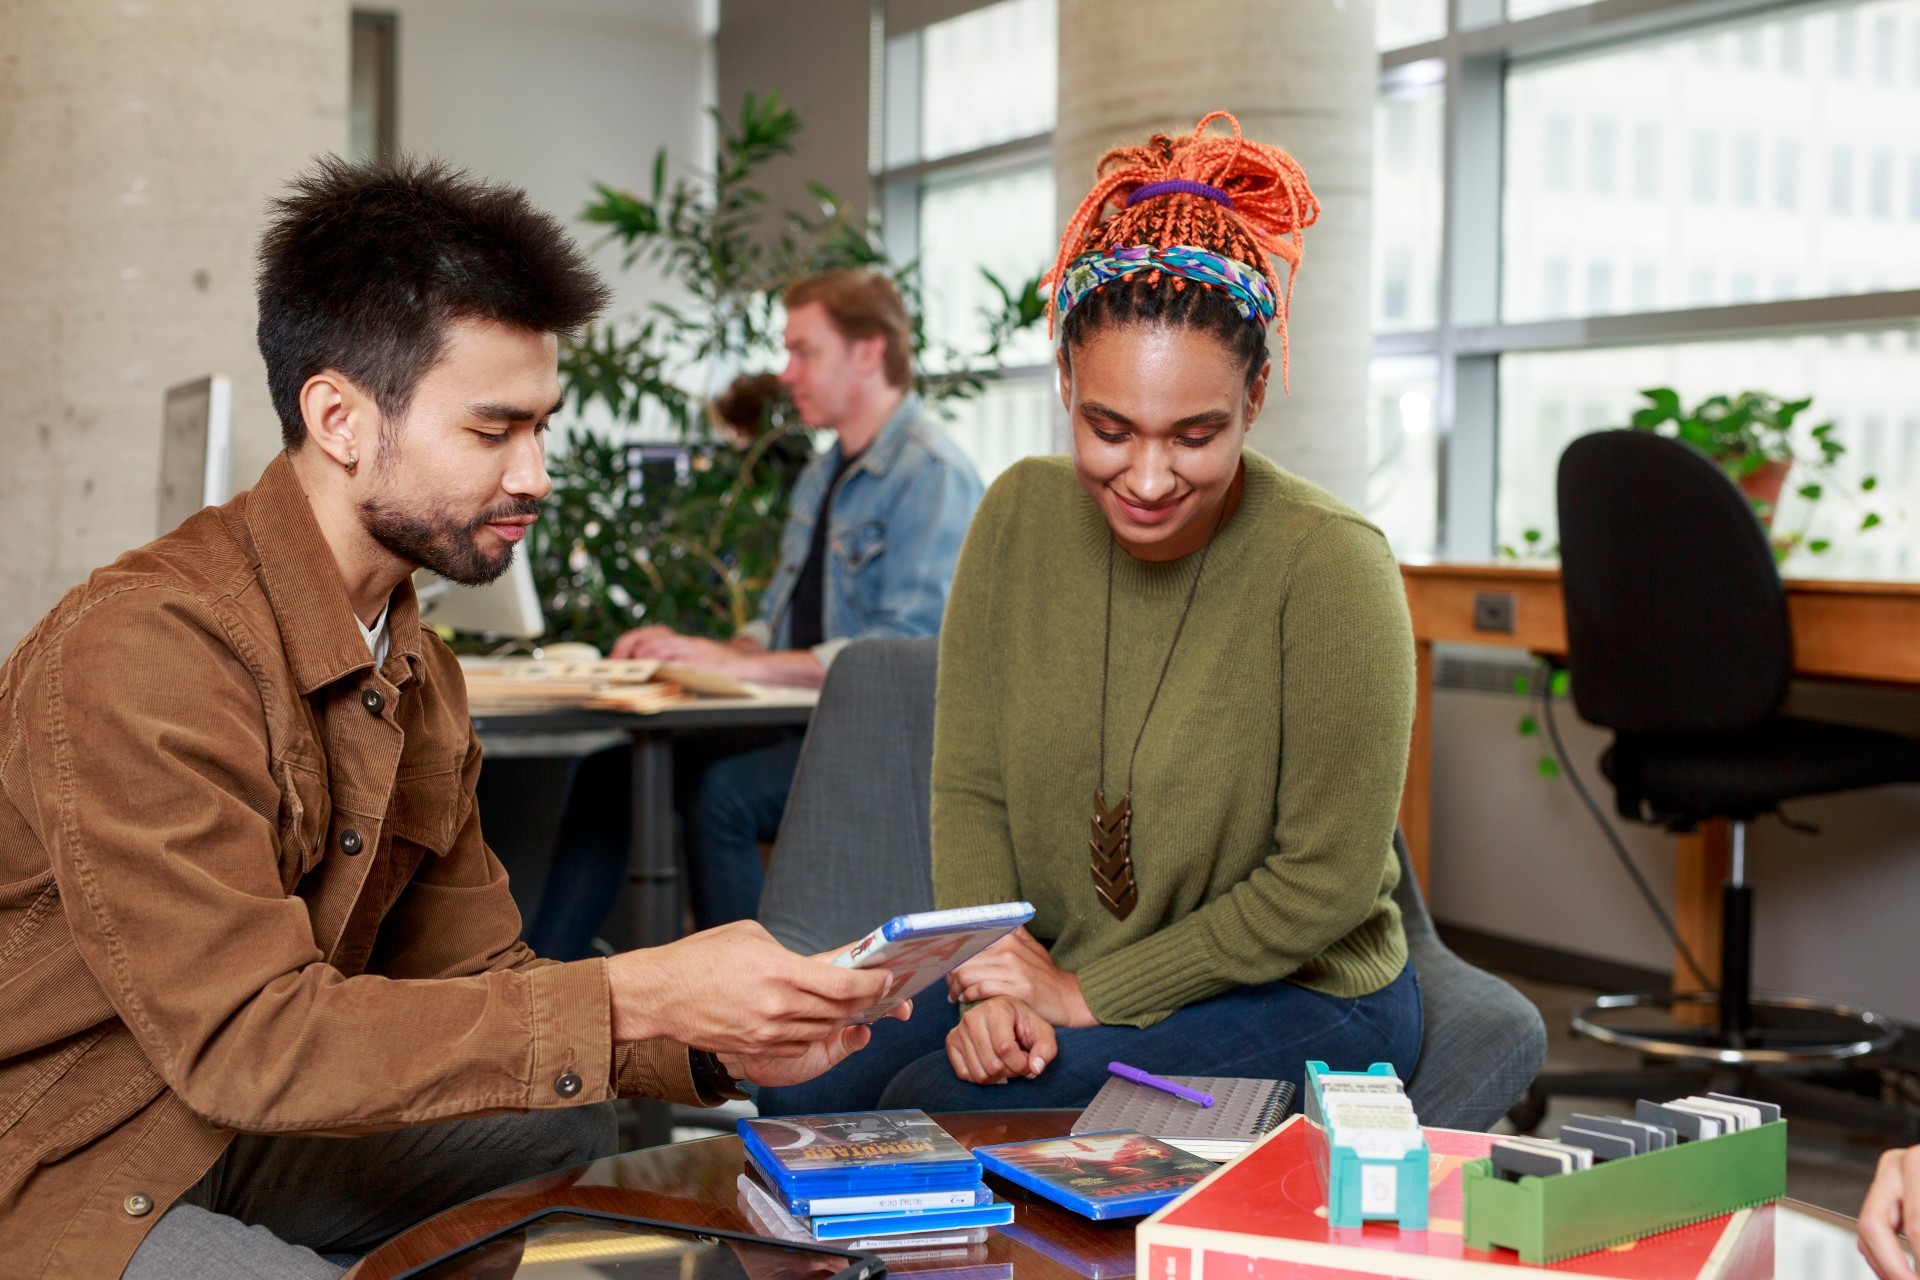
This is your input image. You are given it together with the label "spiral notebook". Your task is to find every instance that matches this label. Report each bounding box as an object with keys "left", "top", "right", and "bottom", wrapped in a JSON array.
[{"left": 1071, "top": 1074, "right": 1295, "bottom": 1162}]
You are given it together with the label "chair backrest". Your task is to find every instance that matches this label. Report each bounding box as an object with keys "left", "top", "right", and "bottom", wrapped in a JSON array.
[
  {"left": 762, "top": 636, "right": 1545, "bottom": 1131},
  {"left": 1391, "top": 832, "right": 1546, "bottom": 1131},
  {"left": 1556, "top": 429, "right": 1790, "bottom": 735},
  {"left": 758, "top": 638, "right": 939, "bottom": 956}
]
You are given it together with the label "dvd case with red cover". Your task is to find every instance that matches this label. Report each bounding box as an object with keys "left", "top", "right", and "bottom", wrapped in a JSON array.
[{"left": 974, "top": 1131, "right": 1216, "bottom": 1221}]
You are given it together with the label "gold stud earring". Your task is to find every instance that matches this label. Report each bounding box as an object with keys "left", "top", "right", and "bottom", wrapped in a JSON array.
[{"left": 345, "top": 451, "right": 358, "bottom": 477}]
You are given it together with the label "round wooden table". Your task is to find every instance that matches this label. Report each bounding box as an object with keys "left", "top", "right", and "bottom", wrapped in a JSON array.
[
  {"left": 348, "top": 1110, "right": 1884, "bottom": 1279},
  {"left": 350, "top": 1111, "right": 1123, "bottom": 1280}
]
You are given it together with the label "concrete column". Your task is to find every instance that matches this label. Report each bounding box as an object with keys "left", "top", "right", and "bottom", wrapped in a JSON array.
[
  {"left": 1056, "top": 0, "right": 1376, "bottom": 504},
  {"left": 0, "top": 1, "right": 345, "bottom": 648}
]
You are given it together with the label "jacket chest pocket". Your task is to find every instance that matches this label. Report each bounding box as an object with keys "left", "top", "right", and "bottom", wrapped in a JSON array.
[
  {"left": 275, "top": 760, "right": 332, "bottom": 889},
  {"left": 388, "top": 769, "right": 466, "bottom": 859},
  {"left": 833, "top": 518, "right": 889, "bottom": 611}
]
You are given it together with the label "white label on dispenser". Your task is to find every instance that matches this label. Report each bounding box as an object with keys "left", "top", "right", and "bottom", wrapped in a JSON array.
[{"left": 1361, "top": 1164, "right": 1398, "bottom": 1214}]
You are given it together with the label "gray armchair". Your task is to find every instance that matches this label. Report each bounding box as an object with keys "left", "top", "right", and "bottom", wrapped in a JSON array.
[{"left": 759, "top": 637, "right": 1545, "bottom": 1131}]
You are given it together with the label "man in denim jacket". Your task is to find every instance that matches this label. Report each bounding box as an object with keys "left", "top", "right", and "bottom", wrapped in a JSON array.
[{"left": 612, "top": 270, "right": 982, "bottom": 927}]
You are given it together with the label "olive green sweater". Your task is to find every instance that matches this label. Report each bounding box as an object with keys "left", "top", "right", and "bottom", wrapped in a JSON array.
[{"left": 931, "top": 452, "right": 1416, "bottom": 1028}]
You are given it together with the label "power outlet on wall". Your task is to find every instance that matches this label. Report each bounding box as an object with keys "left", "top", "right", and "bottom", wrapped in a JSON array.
[{"left": 1472, "top": 591, "right": 1517, "bottom": 634}]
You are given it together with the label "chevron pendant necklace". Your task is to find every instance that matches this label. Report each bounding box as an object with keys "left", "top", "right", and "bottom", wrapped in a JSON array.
[{"left": 1090, "top": 495, "right": 1229, "bottom": 920}]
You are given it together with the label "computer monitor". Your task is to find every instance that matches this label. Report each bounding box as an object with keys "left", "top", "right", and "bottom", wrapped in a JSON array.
[
  {"left": 413, "top": 551, "right": 545, "bottom": 639},
  {"left": 158, "top": 375, "right": 233, "bottom": 535}
]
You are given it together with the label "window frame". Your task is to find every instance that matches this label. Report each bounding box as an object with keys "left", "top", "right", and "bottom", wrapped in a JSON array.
[
  {"left": 1378, "top": 0, "right": 1920, "bottom": 559},
  {"left": 874, "top": 0, "right": 1062, "bottom": 464}
]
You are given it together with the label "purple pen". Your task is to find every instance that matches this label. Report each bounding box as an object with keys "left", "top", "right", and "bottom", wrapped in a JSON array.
[{"left": 1108, "top": 1061, "right": 1214, "bottom": 1108}]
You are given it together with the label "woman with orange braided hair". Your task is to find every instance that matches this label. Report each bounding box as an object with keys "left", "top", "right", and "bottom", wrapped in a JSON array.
[{"left": 757, "top": 115, "right": 1420, "bottom": 1117}]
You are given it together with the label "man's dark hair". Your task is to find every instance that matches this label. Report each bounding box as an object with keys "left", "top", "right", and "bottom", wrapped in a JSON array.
[{"left": 256, "top": 155, "right": 611, "bottom": 450}]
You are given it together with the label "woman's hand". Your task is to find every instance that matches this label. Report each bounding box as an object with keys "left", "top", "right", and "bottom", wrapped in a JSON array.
[
  {"left": 946, "top": 927, "right": 1098, "bottom": 1028},
  {"left": 946, "top": 996, "right": 1057, "bottom": 1084},
  {"left": 1859, "top": 1145, "right": 1920, "bottom": 1279}
]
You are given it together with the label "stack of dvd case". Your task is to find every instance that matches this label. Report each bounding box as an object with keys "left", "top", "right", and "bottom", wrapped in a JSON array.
[{"left": 736, "top": 1110, "right": 1012, "bottom": 1251}]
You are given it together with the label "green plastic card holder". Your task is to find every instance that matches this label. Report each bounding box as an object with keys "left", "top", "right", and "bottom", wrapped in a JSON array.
[{"left": 1461, "top": 1120, "right": 1787, "bottom": 1265}]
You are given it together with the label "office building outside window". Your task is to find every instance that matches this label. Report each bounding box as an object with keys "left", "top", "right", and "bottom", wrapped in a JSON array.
[
  {"left": 878, "top": 0, "right": 1057, "bottom": 486},
  {"left": 1376, "top": 0, "right": 1920, "bottom": 570}
]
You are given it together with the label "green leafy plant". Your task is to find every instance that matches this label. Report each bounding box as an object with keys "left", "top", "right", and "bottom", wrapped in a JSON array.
[
  {"left": 1513, "top": 664, "right": 1570, "bottom": 780},
  {"left": 526, "top": 93, "right": 1045, "bottom": 651},
  {"left": 1499, "top": 387, "right": 1884, "bottom": 567},
  {"left": 1497, "top": 528, "right": 1558, "bottom": 562},
  {"left": 1626, "top": 387, "right": 1880, "bottom": 560}
]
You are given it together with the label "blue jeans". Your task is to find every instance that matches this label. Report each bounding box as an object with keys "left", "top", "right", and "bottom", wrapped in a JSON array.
[
  {"left": 521, "top": 733, "right": 804, "bottom": 956},
  {"left": 522, "top": 746, "right": 627, "bottom": 960},
  {"left": 683, "top": 735, "right": 805, "bottom": 929},
  {"left": 757, "top": 963, "right": 1422, "bottom": 1117}
]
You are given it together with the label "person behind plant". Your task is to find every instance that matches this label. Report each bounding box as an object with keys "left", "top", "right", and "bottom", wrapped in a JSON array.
[
  {"left": 608, "top": 269, "right": 984, "bottom": 929},
  {"left": 0, "top": 156, "right": 901, "bottom": 1280},
  {"left": 499, "top": 370, "right": 818, "bottom": 959},
  {"left": 708, "top": 370, "right": 815, "bottom": 492},
  {"left": 757, "top": 113, "right": 1422, "bottom": 1117},
  {"left": 1859, "top": 1145, "right": 1920, "bottom": 1279}
]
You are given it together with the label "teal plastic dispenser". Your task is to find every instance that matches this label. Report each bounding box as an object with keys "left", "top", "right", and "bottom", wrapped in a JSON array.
[{"left": 1303, "top": 1060, "right": 1429, "bottom": 1231}]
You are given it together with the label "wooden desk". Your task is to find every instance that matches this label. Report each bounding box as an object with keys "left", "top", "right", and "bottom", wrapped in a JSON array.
[
  {"left": 471, "top": 693, "right": 818, "bottom": 952},
  {"left": 348, "top": 1109, "right": 1879, "bottom": 1279},
  {"left": 1398, "top": 562, "right": 1920, "bottom": 993}
]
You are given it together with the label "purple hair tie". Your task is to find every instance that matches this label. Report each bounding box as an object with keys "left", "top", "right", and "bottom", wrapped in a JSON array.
[{"left": 1125, "top": 179, "right": 1234, "bottom": 209}]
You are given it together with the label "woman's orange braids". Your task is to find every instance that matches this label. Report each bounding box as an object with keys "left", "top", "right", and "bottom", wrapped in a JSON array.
[{"left": 1047, "top": 112, "right": 1320, "bottom": 385}]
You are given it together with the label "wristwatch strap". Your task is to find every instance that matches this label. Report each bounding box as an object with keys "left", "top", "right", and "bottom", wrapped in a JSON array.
[{"left": 689, "top": 1048, "right": 745, "bottom": 1104}]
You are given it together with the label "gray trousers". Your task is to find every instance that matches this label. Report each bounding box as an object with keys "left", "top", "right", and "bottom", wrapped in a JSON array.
[{"left": 123, "top": 1104, "right": 617, "bottom": 1279}]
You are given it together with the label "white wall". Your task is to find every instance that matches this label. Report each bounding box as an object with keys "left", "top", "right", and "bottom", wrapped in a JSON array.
[
  {"left": 1429, "top": 683, "right": 1920, "bottom": 1025},
  {"left": 0, "top": 1, "right": 347, "bottom": 653},
  {"left": 385, "top": 0, "right": 712, "bottom": 328}
]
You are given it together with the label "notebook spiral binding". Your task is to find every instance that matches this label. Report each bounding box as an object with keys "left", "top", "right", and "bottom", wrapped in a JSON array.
[{"left": 1253, "top": 1083, "right": 1296, "bottom": 1136}]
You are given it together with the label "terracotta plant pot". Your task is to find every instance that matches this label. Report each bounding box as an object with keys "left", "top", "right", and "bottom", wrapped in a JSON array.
[{"left": 1736, "top": 458, "right": 1792, "bottom": 525}]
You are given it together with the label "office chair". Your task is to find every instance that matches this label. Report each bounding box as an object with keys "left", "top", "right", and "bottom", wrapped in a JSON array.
[
  {"left": 760, "top": 637, "right": 1546, "bottom": 1131},
  {"left": 1512, "top": 429, "right": 1920, "bottom": 1139}
]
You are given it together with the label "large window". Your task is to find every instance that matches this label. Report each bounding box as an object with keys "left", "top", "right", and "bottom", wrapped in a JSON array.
[
  {"left": 918, "top": 0, "right": 1056, "bottom": 162},
  {"left": 1369, "top": 355, "right": 1442, "bottom": 558},
  {"left": 1373, "top": 0, "right": 1920, "bottom": 571},
  {"left": 917, "top": 162, "right": 1055, "bottom": 372},
  {"left": 1500, "top": 328, "right": 1920, "bottom": 575},
  {"left": 1503, "top": 2, "right": 1920, "bottom": 323},
  {"left": 878, "top": 0, "right": 1058, "bottom": 485},
  {"left": 1373, "top": 73, "right": 1445, "bottom": 333}
]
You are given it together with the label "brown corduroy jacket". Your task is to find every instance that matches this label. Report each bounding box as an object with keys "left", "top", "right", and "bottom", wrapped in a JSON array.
[{"left": 0, "top": 453, "right": 704, "bottom": 1279}]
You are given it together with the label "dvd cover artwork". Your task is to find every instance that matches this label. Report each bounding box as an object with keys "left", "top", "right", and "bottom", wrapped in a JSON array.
[
  {"left": 985, "top": 1132, "right": 1213, "bottom": 1203},
  {"left": 743, "top": 1110, "right": 975, "bottom": 1175}
]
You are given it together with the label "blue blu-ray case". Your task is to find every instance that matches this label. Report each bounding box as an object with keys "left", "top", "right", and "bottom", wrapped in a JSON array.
[
  {"left": 739, "top": 1110, "right": 982, "bottom": 1197},
  {"left": 973, "top": 1131, "right": 1215, "bottom": 1221},
  {"left": 833, "top": 901, "right": 1036, "bottom": 1023},
  {"left": 805, "top": 1197, "right": 1013, "bottom": 1239},
  {"left": 745, "top": 1158, "right": 995, "bottom": 1218}
]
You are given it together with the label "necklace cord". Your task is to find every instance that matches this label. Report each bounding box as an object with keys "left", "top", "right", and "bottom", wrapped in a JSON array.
[{"left": 1097, "top": 489, "right": 1234, "bottom": 801}]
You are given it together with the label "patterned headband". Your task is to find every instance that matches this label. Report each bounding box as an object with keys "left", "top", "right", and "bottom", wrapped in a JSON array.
[{"left": 1053, "top": 244, "right": 1278, "bottom": 327}]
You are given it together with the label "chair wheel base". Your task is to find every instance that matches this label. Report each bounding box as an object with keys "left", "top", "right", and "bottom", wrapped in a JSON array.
[{"left": 1573, "top": 991, "right": 1900, "bottom": 1065}]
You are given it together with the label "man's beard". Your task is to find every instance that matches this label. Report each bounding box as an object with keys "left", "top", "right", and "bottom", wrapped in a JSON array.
[{"left": 358, "top": 494, "right": 539, "bottom": 585}]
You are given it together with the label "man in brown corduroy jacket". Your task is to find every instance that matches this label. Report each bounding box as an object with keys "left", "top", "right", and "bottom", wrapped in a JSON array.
[{"left": 0, "top": 157, "right": 896, "bottom": 1280}]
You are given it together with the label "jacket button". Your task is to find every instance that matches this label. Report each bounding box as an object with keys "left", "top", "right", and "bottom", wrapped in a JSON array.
[
  {"left": 554, "top": 1072, "right": 583, "bottom": 1099},
  {"left": 124, "top": 1193, "right": 153, "bottom": 1217},
  {"left": 340, "top": 828, "right": 363, "bottom": 855},
  {"left": 360, "top": 687, "right": 384, "bottom": 714}
]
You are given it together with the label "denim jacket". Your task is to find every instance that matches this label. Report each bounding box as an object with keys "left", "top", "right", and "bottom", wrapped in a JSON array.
[{"left": 741, "top": 393, "right": 982, "bottom": 666}]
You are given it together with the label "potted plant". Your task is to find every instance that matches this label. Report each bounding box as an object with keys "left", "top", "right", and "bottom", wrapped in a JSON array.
[
  {"left": 527, "top": 93, "right": 1045, "bottom": 652},
  {"left": 1626, "top": 387, "right": 1880, "bottom": 556}
]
